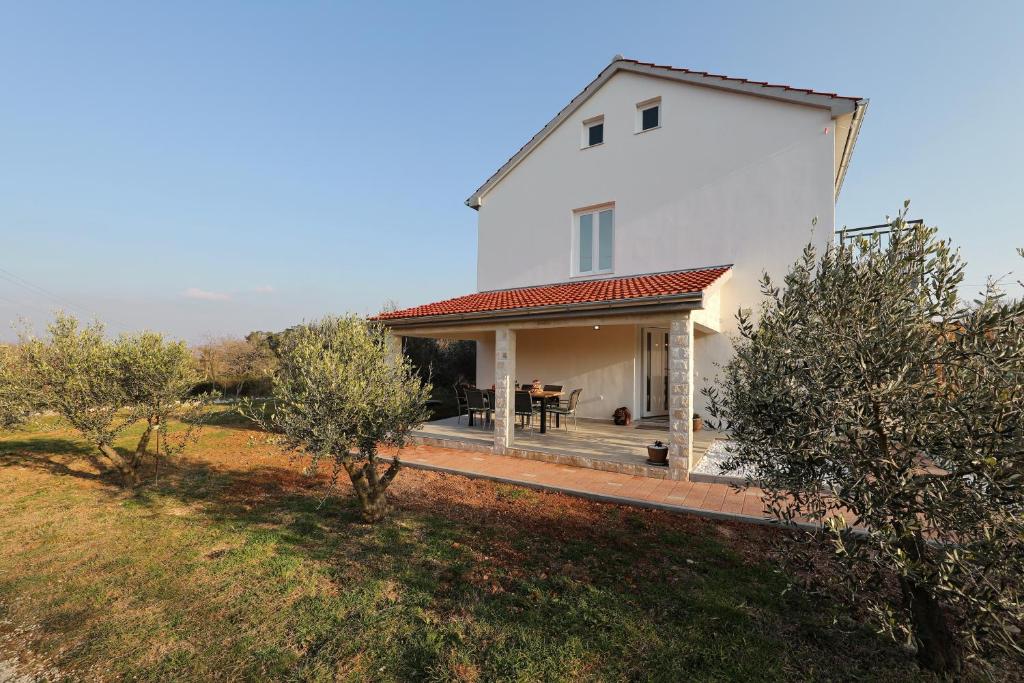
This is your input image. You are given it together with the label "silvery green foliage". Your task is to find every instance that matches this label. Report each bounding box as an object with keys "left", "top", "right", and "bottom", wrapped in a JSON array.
[
  {"left": 243, "top": 316, "right": 431, "bottom": 522},
  {"left": 21, "top": 314, "right": 211, "bottom": 488},
  {"left": 0, "top": 343, "right": 36, "bottom": 430},
  {"left": 113, "top": 330, "right": 213, "bottom": 463},
  {"left": 705, "top": 209, "right": 1023, "bottom": 674}
]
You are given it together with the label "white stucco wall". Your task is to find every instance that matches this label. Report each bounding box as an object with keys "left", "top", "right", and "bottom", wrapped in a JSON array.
[
  {"left": 473, "top": 324, "right": 725, "bottom": 420},
  {"left": 472, "top": 71, "right": 837, "bottom": 415},
  {"left": 475, "top": 70, "right": 835, "bottom": 294},
  {"left": 476, "top": 326, "right": 634, "bottom": 420}
]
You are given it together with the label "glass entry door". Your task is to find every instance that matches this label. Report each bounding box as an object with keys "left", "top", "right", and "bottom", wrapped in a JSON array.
[{"left": 642, "top": 328, "right": 670, "bottom": 417}]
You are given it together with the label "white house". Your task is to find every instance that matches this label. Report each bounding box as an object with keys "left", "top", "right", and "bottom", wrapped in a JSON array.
[{"left": 377, "top": 57, "right": 866, "bottom": 480}]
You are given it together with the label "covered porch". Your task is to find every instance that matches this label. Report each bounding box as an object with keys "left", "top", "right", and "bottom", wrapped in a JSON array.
[
  {"left": 378, "top": 266, "right": 732, "bottom": 480},
  {"left": 412, "top": 415, "right": 724, "bottom": 479}
]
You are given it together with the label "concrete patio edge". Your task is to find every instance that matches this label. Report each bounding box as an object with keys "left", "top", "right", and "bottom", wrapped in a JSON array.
[{"left": 379, "top": 452, "right": 824, "bottom": 531}]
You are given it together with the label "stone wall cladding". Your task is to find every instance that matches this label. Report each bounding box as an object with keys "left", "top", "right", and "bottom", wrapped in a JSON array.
[
  {"left": 668, "top": 314, "right": 694, "bottom": 480},
  {"left": 408, "top": 434, "right": 669, "bottom": 478},
  {"left": 493, "top": 327, "right": 516, "bottom": 452}
]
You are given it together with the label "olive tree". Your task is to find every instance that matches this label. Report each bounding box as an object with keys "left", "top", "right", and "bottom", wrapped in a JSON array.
[
  {"left": 243, "top": 316, "right": 430, "bottom": 522},
  {"left": 0, "top": 344, "right": 35, "bottom": 430},
  {"left": 114, "top": 331, "right": 211, "bottom": 472},
  {"left": 22, "top": 314, "right": 210, "bottom": 489},
  {"left": 705, "top": 209, "right": 1023, "bottom": 675}
]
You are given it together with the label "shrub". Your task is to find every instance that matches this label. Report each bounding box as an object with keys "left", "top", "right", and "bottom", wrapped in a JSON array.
[
  {"left": 242, "top": 316, "right": 430, "bottom": 522},
  {"left": 705, "top": 209, "right": 1024, "bottom": 674},
  {"left": 20, "top": 314, "right": 211, "bottom": 489}
]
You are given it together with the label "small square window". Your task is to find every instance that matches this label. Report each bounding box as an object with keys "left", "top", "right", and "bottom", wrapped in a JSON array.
[
  {"left": 582, "top": 116, "right": 604, "bottom": 148},
  {"left": 641, "top": 105, "right": 659, "bottom": 131},
  {"left": 636, "top": 97, "right": 661, "bottom": 133}
]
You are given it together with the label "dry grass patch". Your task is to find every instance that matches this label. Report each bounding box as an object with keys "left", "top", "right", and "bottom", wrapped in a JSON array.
[{"left": 0, "top": 411, "right": 958, "bottom": 681}]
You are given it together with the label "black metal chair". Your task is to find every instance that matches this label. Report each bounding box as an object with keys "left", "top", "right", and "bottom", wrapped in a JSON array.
[
  {"left": 542, "top": 384, "right": 563, "bottom": 426},
  {"left": 548, "top": 388, "right": 582, "bottom": 431},
  {"left": 465, "top": 389, "right": 490, "bottom": 428},
  {"left": 514, "top": 390, "right": 538, "bottom": 429},
  {"left": 453, "top": 384, "right": 470, "bottom": 424}
]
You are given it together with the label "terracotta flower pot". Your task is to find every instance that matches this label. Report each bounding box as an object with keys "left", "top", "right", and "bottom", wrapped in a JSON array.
[
  {"left": 646, "top": 442, "right": 669, "bottom": 466},
  {"left": 693, "top": 416, "right": 703, "bottom": 432}
]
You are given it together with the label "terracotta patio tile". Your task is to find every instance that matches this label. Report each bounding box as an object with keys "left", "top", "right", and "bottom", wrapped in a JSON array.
[
  {"left": 638, "top": 477, "right": 674, "bottom": 501},
  {"left": 681, "top": 483, "right": 711, "bottom": 507},
  {"left": 662, "top": 481, "right": 694, "bottom": 502},
  {"left": 391, "top": 443, "right": 782, "bottom": 524},
  {"left": 702, "top": 486, "right": 729, "bottom": 512},
  {"left": 720, "top": 496, "right": 746, "bottom": 514},
  {"left": 741, "top": 496, "right": 766, "bottom": 517}
]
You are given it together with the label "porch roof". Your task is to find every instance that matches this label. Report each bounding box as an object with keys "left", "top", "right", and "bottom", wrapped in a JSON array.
[{"left": 374, "top": 265, "right": 731, "bottom": 326}]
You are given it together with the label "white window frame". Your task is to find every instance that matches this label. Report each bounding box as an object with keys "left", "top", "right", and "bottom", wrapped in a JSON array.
[
  {"left": 635, "top": 97, "right": 661, "bottom": 134},
  {"left": 581, "top": 115, "right": 605, "bottom": 149},
  {"left": 571, "top": 204, "right": 615, "bottom": 277}
]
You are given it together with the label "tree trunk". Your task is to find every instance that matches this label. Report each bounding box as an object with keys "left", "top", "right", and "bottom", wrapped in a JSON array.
[
  {"left": 896, "top": 530, "right": 962, "bottom": 677},
  {"left": 132, "top": 420, "right": 154, "bottom": 469},
  {"left": 98, "top": 443, "right": 140, "bottom": 490},
  {"left": 360, "top": 488, "right": 391, "bottom": 523},
  {"left": 342, "top": 455, "right": 397, "bottom": 523},
  {"left": 902, "top": 578, "right": 962, "bottom": 676}
]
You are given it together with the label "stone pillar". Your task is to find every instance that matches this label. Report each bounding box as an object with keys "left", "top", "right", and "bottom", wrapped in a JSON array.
[
  {"left": 668, "top": 313, "right": 694, "bottom": 481},
  {"left": 385, "top": 333, "right": 403, "bottom": 365},
  {"left": 493, "top": 327, "right": 516, "bottom": 453}
]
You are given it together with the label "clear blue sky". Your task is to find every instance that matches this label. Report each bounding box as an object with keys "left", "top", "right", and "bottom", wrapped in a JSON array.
[{"left": 2, "top": 1, "right": 1021, "bottom": 342}]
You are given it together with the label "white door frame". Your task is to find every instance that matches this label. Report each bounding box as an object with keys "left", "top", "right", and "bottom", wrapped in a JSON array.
[{"left": 641, "top": 327, "right": 670, "bottom": 417}]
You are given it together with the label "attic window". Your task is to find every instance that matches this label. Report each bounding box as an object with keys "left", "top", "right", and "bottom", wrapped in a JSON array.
[
  {"left": 582, "top": 116, "right": 604, "bottom": 148},
  {"left": 636, "top": 97, "right": 661, "bottom": 133}
]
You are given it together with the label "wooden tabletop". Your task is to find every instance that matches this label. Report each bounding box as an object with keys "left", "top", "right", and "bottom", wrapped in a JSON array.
[{"left": 528, "top": 389, "right": 564, "bottom": 398}]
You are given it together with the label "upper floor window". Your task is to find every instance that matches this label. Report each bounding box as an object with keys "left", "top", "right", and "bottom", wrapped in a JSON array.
[
  {"left": 582, "top": 115, "right": 604, "bottom": 148},
  {"left": 636, "top": 97, "right": 661, "bottom": 133},
  {"left": 574, "top": 206, "right": 614, "bottom": 275}
]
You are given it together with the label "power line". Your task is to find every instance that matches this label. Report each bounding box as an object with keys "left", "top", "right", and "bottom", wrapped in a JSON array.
[{"left": 0, "top": 264, "right": 133, "bottom": 330}]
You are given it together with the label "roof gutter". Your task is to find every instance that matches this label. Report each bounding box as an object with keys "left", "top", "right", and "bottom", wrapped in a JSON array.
[
  {"left": 835, "top": 99, "right": 869, "bottom": 199},
  {"left": 378, "top": 291, "right": 705, "bottom": 329}
]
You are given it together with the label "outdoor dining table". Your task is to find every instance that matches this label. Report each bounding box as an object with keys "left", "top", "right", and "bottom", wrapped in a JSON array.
[{"left": 529, "top": 389, "right": 564, "bottom": 434}]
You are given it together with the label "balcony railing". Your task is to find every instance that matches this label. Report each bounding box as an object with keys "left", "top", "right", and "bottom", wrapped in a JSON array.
[{"left": 835, "top": 219, "right": 924, "bottom": 248}]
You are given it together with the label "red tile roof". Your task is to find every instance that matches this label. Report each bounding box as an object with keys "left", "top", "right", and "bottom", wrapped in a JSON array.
[{"left": 374, "top": 266, "right": 731, "bottom": 322}]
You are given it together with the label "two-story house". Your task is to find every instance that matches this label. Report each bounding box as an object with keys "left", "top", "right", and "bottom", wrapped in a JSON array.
[{"left": 377, "top": 56, "right": 866, "bottom": 480}]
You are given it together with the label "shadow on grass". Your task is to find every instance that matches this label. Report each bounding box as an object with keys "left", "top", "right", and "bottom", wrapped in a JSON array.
[
  {"left": 0, "top": 438, "right": 107, "bottom": 483},
  {"left": 1, "top": 431, "right": 932, "bottom": 682},
  {"left": 201, "top": 407, "right": 267, "bottom": 433}
]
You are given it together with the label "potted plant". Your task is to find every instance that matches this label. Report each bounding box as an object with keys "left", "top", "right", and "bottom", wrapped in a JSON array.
[
  {"left": 693, "top": 413, "right": 703, "bottom": 432},
  {"left": 646, "top": 440, "right": 669, "bottom": 466}
]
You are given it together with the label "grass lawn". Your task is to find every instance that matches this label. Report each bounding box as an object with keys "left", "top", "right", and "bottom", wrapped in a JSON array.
[{"left": 0, "top": 410, "right": 938, "bottom": 681}]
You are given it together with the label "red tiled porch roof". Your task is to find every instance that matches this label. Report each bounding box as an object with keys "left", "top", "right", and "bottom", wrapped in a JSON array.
[{"left": 374, "top": 266, "right": 731, "bottom": 322}]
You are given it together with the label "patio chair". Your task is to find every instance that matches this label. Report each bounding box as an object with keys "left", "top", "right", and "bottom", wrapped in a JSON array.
[
  {"left": 453, "top": 384, "right": 470, "bottom": 424},
  {"left": 539, "top": 384, "right": 563, "bottom": 427},
  {"left": 465, "top": 389, "right": 490, "bottom": 428},
  {"left": 548, "top": 388, "right": 582, "bottom": 431},
  {"left": 514, "top": 390, "right": 538, "bottom": 429}
]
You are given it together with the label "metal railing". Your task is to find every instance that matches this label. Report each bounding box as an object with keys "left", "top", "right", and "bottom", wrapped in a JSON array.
[{"left": 835, "top": 219, "right": 924, "bottom": 248}]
